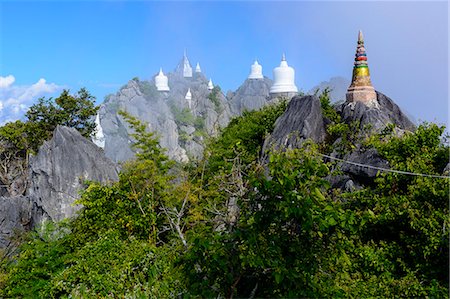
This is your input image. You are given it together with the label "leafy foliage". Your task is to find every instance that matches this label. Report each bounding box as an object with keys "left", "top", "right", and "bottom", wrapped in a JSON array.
[
  {"left": 208, "top": 86, "right": 222, "bottom": 112},
  {"left": 26, "top": 88, "right": 98, "bottom": 150},
  {"left": 205, "top": 100, "right": 287, "bottom": 174},
  {"left": 0, "top": 88, "right": 98, "bottom": 196},
  {"left": 1, "top": 99, "right": 448, "bottom": 298}
]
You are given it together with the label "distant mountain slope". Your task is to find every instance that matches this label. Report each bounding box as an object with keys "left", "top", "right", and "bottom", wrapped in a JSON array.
[
  {"left": 98, "top": 60, "right": 274, "bottom": 163},
  {"left": 99, "top": 63, "right": 232, "bottom": 163},
  {"left": 228, "top": 77, "right": 272, "bottom": 115},
  {"left": 309, "top": 76, "right": 350, "bottom": 102}
]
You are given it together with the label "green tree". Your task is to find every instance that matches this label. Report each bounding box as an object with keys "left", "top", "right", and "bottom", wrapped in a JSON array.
[
  {"left": 205, "top": 100, "right": 287, "bottom": 174},
  {"left": 26, "top": 88, "right": 98, "bottom": 150},
  {"left": 0, "top": 121, "right": 32, "bottom": 195}
]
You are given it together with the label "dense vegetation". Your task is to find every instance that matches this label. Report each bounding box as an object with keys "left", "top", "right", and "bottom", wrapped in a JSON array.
[
  {"left": 0, "top": 91, "right": 448, "bottom": 298},
  {"left": 0, "top": 88, "right": 98, "bottom": 196}
]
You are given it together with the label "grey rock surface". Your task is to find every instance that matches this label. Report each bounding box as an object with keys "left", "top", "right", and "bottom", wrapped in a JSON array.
[
  {"left": 228, "top": 77, "right": 272, "bottom": 115},
  {"left": 0, "top": 196, "right": 32, "bottom": 248},
  {"left": 263, "top": 95, "right": 326, "bottom": 152},
  {"left": 0, "top": 126, "right": 119, "bottom": 248},
  {"left": 339, "top": 91, "right": 415, "bottom": 133},
  {"left": 99, "top": 61, "right": 233, "bottom": 163},
  {"left": 340, "top": 147, "right": 389, "bottom": 179},
  {"left": 28, "top": 126, "right": 120, "bottom": 224},
  {"left": 443, "top": 163, "right": 450, "bottom": 174}
]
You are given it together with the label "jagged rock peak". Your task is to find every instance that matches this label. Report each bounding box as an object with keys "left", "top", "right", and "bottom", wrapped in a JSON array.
[
  {"left": 0, "top": 126, "right": 120, "bottom": 249},
  {"left": 228, "top": 77, "right": 272, "bottom": 115},
  {"left": 339, "top": 91, "right": 415, "bottom": 133},
  {"left": 263, "top": 95, "right": 326, "bottom": 153},
  {"left": 28, "top": 125, "right": 120, "bottom": 224}
]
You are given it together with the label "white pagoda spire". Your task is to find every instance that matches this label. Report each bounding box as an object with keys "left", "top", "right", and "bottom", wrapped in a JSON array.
[
  {"left": 269, "top": 54, "right": 298, "bottom": 95},
  {"left": 195, "top": 62, "right": 201, "bottom": 73},
  {"left": 183, "top": 49, "right": 193, "bottom": 78},
  {"left": 248, "top": 60, "right": 263, "bottom": 79},
  {"left": 185, "top": 88, "right": 192, "bottom": 109},
  {"left": 207, "top": 78, "right": 214, "bottom": 90},
  {"left": 155, "top": 68, "right": 170, "bottom": 91},
  {"left": 92, "top": 113, "right": 105, "bottom": 148}
]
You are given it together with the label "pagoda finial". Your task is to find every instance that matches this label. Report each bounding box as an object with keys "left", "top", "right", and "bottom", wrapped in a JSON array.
[
  {"left": 282, "top": 53, "right": 286, "bottom": 61},
  {"left": 346, "top": 30, "right": 377, "bottom": 106}
]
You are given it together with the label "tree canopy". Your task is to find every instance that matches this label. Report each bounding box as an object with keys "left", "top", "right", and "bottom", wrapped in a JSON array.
[
  {"left": 0, "top": 93, "right": 448, "bottom": 298},
  {"left": 0, "top": 88, "right": 98, "bottom": 196}
]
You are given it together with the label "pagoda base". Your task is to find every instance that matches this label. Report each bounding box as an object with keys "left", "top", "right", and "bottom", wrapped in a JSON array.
[
  {"left": 346, "top": 85, "right": 377, "bottom": 106},
  {"left": 270, "top": 91, "right": 298, "bottom": 101}
]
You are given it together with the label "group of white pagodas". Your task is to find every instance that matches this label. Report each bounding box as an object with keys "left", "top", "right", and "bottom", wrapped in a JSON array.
[
  {"left": 154, "top": 52, "right": 214, "bottom": 93},
  {"left": 247, "top": 55, "right": 299, "bottom": 98},
  {"left": 155, "top": 30, "right": 376, "bottom": 106},
  {"left": 154, "top": 52, "right": 298, "bottom": 99}
]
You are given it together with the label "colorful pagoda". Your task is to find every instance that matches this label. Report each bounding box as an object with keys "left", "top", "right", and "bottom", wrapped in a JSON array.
[{"left": 346, "top": 30, "right": 377, "bottom": 105}]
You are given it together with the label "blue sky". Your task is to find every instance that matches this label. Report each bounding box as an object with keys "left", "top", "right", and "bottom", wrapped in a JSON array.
[{"left": 0, "top": 1, "right": 448, "bottom": 126}]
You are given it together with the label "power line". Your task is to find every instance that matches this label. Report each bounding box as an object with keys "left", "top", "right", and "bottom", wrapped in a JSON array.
[{"left": 320, "top": 153, "right": 450, "bottom": 179}]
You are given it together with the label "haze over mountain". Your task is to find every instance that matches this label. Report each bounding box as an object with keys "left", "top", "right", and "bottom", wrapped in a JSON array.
[
  {"left": 1, "top": 2, "right": 447, "bottom": 126},
  {"left": 97, "top": 56, "right": 273, "bottom": 163}
]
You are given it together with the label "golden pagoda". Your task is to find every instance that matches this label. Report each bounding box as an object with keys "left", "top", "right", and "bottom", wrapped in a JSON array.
[{"left": 346, "top": 30, "right": 377, "bottom": 105}]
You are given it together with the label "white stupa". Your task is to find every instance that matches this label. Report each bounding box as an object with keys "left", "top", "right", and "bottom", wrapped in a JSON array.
[
  {"left": 185, "top": 88, "right": 192, "bottom": 100},
  {"left": 92, "top": 113, "right": 105, "bottom": 149},
  {"left": 185, "top": 88, "right": 192, "bottom": 109},
  {"left": 183, "top": 51, "right": 193, "bottom": 78},
  {"left": 207, "top": 78, "right": 214, "bottom": 90},
  {"left": 195, "top": 62, "right": 201, "bottom": 73},
  {"left": 269, "top": 54, "right": 298, "bottom": 95},
  {"left": 155, "top": 68, "right": 170, "bottom": 91},
  {"left": 248, "top": 60, "right": 263, "bottom": 79}
]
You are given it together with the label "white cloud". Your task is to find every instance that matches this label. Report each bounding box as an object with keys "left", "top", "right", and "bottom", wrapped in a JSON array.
[
  {"left": 0, "top": 75, "right": 63, "bottom": 125},
  {"left": 18, "top": 78, "right": 60, "bottom": 101},
  {"left": 0, "top": 75, "right": 15, "bottom": 89}
]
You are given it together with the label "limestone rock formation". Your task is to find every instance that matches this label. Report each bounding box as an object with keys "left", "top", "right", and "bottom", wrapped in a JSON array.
[
  {"left": 263, "top": 95, "right": 326, "bottom": 152},
  {"left": 329, "top": 91, "right": 415, "bottom": 188},
  {"left": 0, "top": 126, "right": 119, "bottom": 249},
  {"left": 338, "top": 91, "right": 416, "bottom": 133},
  {"left": 99, "top": 61, "right": 233, "bottom": 163},
  {"left": 0, "top": 196, "right": 32, "bottom": 249},
  {"left": 339, "top": 147, "right": 389, "bottom": 180},
  {"left": 28, "top": 126, "right": 120, "bottom": 224},
  {"left": 228, "top": 77, "right": 272, "bottom": 115}
]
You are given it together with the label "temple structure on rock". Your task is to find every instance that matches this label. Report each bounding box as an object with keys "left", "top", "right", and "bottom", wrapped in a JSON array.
[
  {"left": 155, "top": 68, "right": 170, "bottom": 91},
  {"left": 182, "top": 50, "right": 193, "bottom": 78},
  {"left": 346, "top": 30, "right": 377, "bottom": 106},
  {"left": 195, "top": 62, "right": 201, "bottom": 73},
  {"left": 248, "top": 60, "right": 264, "bottom": 80},
  {"left": 185, "top": 88, "right": 192, "bottom": 109},
  {"left": 269, "top": 54, "right": 298, "bottom": 98},
  {"left": 208, "top": 78, "right": 214, "bottom": 90}
]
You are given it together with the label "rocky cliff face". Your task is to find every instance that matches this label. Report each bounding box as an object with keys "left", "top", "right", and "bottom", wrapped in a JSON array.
[
  {"left": 0, "top": 126, "right": 119, "bottom": 249},
  {"left": 228, "top": 78, "right": 272, "bottom": 115},
  {"left": 0, "top": 196, "right": 32, "bottom": 249},
  {"left": 28, "top": 126, "right": 119, "bottom": 224},
  {"left": 99, "top": 66, "right": 233, "bottom": 163},
  {"left": 263, "top": 95, "right": 326, "bottom": 152},
  {"left": 98, "top": 63, "right": 276, "bottom": 164},
  {"left": 262, "top": 90, "right": 416, "bottom": 190},
  {"left": 338, "top": 91, "right": 416, "bottom": 133}
]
